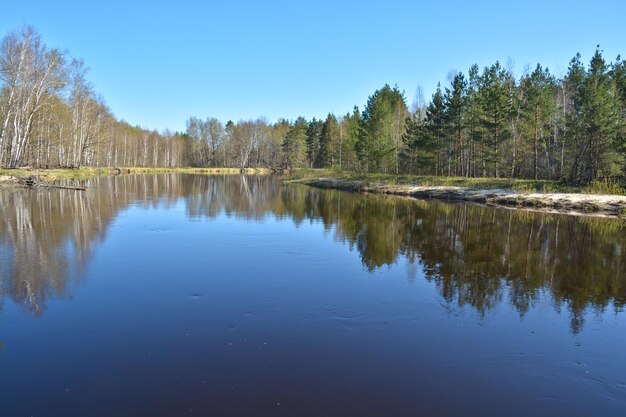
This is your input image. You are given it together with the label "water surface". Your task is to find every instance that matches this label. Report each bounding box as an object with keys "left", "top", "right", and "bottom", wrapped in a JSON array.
[{"left": 1, "top": 174, "right": 625, "bottom": 416}]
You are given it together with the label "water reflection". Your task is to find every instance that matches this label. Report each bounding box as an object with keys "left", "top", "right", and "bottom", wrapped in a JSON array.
[{"left": 0, "top": 174, "right": 624, "bottom": 333}]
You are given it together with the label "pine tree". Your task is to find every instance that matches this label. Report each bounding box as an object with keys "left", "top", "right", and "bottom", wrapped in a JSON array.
[
  {"left": 520, "top": 64, "right": 557, "bottom": 179},
  {"left": 403, "top": 114, "right": 436, "bottom": 174},
  {"left": 579, "top": 48, "right": 621, "bottom": 183},
  {"left": 423, "top": 84, "right": 446, "bottom": 175},
  {"left": 306, "top": 118, "right": 323, "bottom": 168},
  {"left": 562, "top": 54, "right": 587, "bottom": 182},
  {"left": 610, "top": 56, "right": 626, "bottom": 177},
  {"left": 465, "top": 64, "right": 484, "bottom": 177},
  {"left": 282, "top": 117, "right": 308, "bottom": 168},
  {"left": 478, "top": 62, "right": 512, "bottom": 177},
  {"left": 357, "top": 84, "right": 407, "bottom": 172},
  {"left": 318, "top": 113, "right": 339, "bottom": 168},
  {"left": 341, "top": 106, "right": 362, "bottom": 171},
  {"left": 444, "top": 73, "right": 467, "bottom": 176}
]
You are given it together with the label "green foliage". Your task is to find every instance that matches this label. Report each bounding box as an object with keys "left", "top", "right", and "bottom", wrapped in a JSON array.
[
  {"left": 282, "top": 117, "right": 308, "bottom": 168},
  {"left": 357, "top": 84, "right": 407, "bottom": 173},
  {"left": 478, "top": 62, "right": 512, "bottom": 177},
  {"left": 340, "top": 107, "right": 362, "bottom": 171},
  {"left": 422, "top": 84, "right": 447, "bottom": 174},
  {"left": 520, "top": 64, "right": 557, "bottom": 179},
  {"left": 444, "top": 73, "right": 468, "bottom": 176},
  {"left": 566, "top": 48, "right": 623, "bottom": 184},
  {"left": 306, "top": 118, "right": 323, "bottom": 168},
  {"left": 318, "top": 113, "right": 339, "bottom": 168}
]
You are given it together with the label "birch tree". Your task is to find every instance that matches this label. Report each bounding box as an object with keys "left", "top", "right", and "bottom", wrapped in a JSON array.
[{"left": 0, "top": 26, "right": 66, "bottom": 168}]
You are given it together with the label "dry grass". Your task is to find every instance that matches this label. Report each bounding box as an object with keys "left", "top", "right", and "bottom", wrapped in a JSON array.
[
  {"left": 285, "top": 169, "right": 626, "bottom": 196},
  {"left": 0, "top": 166, "right": 271, "bottom": 183}
]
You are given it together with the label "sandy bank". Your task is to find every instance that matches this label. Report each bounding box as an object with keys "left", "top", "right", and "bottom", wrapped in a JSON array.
[{"left": 306, "top": 178, "right": 626, "bottom": 218}]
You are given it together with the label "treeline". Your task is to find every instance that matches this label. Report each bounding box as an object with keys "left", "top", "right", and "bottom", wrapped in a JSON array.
[
  {"left": 277, "top": 51, "right": 626, "bottom": 185},
  {"left": 2, "top": 26, "right": 625, "bottom": 185},
  {"left": 0, "top": 26, "right": 190, "bottom": 169},
  {"left": 405, "top": 54, "right": 626, "bottom": 184},
  {"left": 159, "top": 47, "right": 626, "bottom": 185}
]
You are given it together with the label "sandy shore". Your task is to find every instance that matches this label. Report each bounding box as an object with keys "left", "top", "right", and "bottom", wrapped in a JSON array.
[{"left": 306, "top": 178, "right": 626, "bottom": 218}]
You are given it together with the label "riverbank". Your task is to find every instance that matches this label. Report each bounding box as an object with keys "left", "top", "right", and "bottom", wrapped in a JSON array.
[
  {"left": 303, "top": 177, "right": 626, "bottom": 218},
  {"left": 286, "top": 169, "right": 626, "bottom": 194},
  {"left": 3, "top": 167, "right": 625, "bottom": 218},
  {"left": 0, "top": 166, "right": 272, "bottom": 186}
]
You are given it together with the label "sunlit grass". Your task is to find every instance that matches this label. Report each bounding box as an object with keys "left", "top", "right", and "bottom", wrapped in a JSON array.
[
  {"left": 3, "top": 167, "right": 625, "bottom": 196},
  {"left": 285, "top": 169, "right": 626, "bottom": 196},
  {"left": 0, "top": 166, "right": 271, "bottom": 182},
  {"left": 0, "top": 167, "right": 110, "bottom": 181}
]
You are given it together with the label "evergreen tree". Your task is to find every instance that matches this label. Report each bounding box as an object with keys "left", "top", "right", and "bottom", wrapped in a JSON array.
[
  {"left": 465, "top": 64, "right": 484, "bottom": 177},
  {"left": 306, "top": 118, "right": 323, "bottom": 168},
  {"left": 479, "top": 62, "right": 512, "bottom": 177},
  {"left": 357, "top": 84, "right": 407, "bottom": 172},
  {"left": 423, "top": 84, "right": 446, "bottom": 175},
  {"left": 610, "top": 56, "right": 626, "bottom": 177},
  {"left": 403, "top": 113, "right": 436, "bottom": 174},
  {"left": 318, "top": 113, "right": 339, "bottom": 168},
  {"left": 341, "top": 106, "right": 362, "bottom": 171},
  {"left": 520, "top": 64, "right": 557, "bottom": 179},
  {"left": 444, "top": 73, "right": 467, "bottom": 176},
  {"left": 562, "top": 54, "right": 587, "bottom": 181},
  {"left": 578, "top": 48, "right": 621, "bottom": 182},
  {"left": 282, "top": 117, "right": 308, "bottom": 168}
]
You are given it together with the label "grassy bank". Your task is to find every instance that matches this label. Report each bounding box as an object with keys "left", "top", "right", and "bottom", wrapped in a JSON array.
[
  {"left": 113, "top": 167, "right": 272, "bottom": 175},
  {"left": 0, "top": 166, "right": 271, "bottom": 183},
  {"left": 0, "top": 167, "right": 111, "bottom": 181},
  {"left": 285, "top": 168, "right": 626, "bottom": 196},
  {"left": 2, "top": 166, "right": 624, "bottom": 196}
]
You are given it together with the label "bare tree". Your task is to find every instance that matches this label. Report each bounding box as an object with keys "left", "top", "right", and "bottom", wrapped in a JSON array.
[
  {"left": 229, "top": 119, "right": 267, "bottom": 168},
  {"left": 0, "top": 26, "right": 66, "bottom": 168}
]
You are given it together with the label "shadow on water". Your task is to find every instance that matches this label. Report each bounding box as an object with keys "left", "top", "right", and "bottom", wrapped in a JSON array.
[{"left": 0, "top": 173, "right": 624, "bottom": 333}]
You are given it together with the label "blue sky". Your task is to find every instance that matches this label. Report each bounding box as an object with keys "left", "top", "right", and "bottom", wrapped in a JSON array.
[{"left": 1, "top": 0, "right": 625, "bottom": 132}]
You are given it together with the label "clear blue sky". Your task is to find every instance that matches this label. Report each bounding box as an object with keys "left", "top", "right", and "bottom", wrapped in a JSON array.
[{"left": 1, "top": 0, "right": 625, "bottom": 132}]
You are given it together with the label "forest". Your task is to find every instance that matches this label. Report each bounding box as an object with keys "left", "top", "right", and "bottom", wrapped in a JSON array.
[{"left": 1, "top": 26, "right": 625, "bottom": 185}]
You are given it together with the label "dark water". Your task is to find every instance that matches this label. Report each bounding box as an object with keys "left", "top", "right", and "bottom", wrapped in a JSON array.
[{"left": 1, "top": 174, "right": 625, "bottom": 417}]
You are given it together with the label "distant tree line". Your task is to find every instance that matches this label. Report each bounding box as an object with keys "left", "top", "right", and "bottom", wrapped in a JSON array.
[{"left": 1, "top": 26, "right": 624, "bottom": 184}]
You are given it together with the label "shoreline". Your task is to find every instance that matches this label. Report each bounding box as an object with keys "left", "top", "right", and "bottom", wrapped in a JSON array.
[
  {"left": 0, "top": 166, "right": 272, "bottom": 186},
  {"left": 305, "top": 178, "right": 626, "bottom": 219},
  {"left": 2, "top": 167, "right": 625, "bottom": 218}
]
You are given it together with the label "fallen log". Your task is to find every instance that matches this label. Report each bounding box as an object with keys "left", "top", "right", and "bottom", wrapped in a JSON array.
[
  {"left": 40, "top": 184, "right": 87, "bottom": 191},
  {"left": 18, "top": 175, "right": 87, "bottom": 191}
]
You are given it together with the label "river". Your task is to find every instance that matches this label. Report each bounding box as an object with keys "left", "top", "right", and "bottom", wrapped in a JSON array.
[{"left": 1, "top": 174, "right": 625, "bottom": 416}]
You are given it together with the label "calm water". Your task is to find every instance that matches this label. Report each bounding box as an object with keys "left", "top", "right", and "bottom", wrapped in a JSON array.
[{"left": 1, "top": 174, "right": 625, "bottom": 417}]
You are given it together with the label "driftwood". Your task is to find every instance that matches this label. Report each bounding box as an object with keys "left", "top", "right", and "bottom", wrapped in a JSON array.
[
  {"left": 18, "top": 175, "right": 87, "bottom": 191},
  {"left": 40, "top": 184, "right": 87, "bottom": 191}
]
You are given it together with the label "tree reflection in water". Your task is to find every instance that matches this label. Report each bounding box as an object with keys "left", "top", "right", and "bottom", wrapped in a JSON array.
[{"left": 0, "top": 174, "right": 624, "bottom": 333}]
